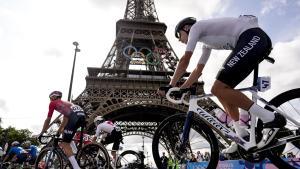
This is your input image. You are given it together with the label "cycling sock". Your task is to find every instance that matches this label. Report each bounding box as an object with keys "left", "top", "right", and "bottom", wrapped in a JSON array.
[
  {"left": 233, "top": 121, "right": 248, "bottom": 138},
  {"left": 239, "top": 109, "right": 250, "bottom": 128},
  {"left": 68, "top": 156, "right": 80, "bottom": 169},
  {"left": 248, "top": 103, "right": 275, "bottom": 123}
]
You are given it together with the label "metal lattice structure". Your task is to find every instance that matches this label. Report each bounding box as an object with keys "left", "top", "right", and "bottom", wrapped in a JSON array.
[{"left": 73, "top": 0, "right": 217, "bottom": 137}]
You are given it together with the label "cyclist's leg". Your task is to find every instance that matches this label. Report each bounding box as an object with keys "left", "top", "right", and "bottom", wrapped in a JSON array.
[
  {"left": 212, "top": 28, "right": 285, "bottom": 146},
  {"left": 61, "top": 112, "right": 84, "bottom": 169},
  {"left": 107, "top": 131, "right": 120, "bottom": 161},
  {"left": 218, "top": 98, "right": 239, "bottom": 120}
]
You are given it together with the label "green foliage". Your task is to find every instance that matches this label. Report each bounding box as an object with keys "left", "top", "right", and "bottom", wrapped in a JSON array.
[{"left": 0, "top": 126, "right": 39, "bottom": 148}]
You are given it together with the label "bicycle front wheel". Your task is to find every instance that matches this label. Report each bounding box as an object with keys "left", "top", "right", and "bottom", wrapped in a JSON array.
[
  {"left": 152, "top": 113, "right": 219, "bottom": 169},
  {"left": 77, "top": 143, "right": 110, "bottom": 169},
  {"left": 35, "top": 147, "right": 64, "bottom": 169},
  {"left": 266, "top": 88, "right": 300, "bottom": 169}
]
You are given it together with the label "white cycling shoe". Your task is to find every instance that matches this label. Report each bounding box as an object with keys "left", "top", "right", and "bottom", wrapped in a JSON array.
[{"left": 222, "top": 142, "right": 238, "bottom": 154}]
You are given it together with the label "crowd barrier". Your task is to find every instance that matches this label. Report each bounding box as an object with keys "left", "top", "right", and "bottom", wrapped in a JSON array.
[{"left": 187, "top": 158, "right": 300, "bottom": 169}]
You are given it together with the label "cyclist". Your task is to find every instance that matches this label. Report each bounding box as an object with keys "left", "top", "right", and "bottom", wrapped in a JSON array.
[
  {"left": 38, "top": 91, "right": 85, "bottom": 169},
  {"left": 92, "top": 116, "right": 123, "bottom": 163},
  {"left": 74, "top": 127, "right": 92, "bottom": 146},
  {"left": 21, "top": 140, "right": 38, "bottom": 165},
  {"left": 3, "top": 141, "right": 27, "bottom": 164},
  {"left": 157, "top": 15, "right": 286, "bottom": 153}
]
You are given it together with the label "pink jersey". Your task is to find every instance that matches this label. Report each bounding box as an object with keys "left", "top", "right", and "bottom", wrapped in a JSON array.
[{"left": 47, "top": 99, "right": 73, "bottom": 118}]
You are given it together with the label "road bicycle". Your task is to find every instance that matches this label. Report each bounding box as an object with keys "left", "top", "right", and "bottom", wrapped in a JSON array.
[
  {"left": 96, "top": 137, "right": 145, "bottom": 169},
  {"left": 152, "top": 56, "right": 300, "bottom": 169},
  {"left": 35, "top": 128, "right": 110, "bottom": 169}
]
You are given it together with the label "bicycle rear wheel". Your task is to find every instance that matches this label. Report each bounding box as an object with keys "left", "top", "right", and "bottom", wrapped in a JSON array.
[
  {"left": 266, "top": 88, "right": 300, "bottom": 169},
  {"left": 77, "top": 143, "right": 110, "bottom": 169},
  {"left": 35, "top": 147, "right": 64, "bottom": 169},
  {"left": 152, "top": 113, "right": 219, "bottom": 169},
  {"left": 116, "top": 150, "right": 142, "bottom": 169}
]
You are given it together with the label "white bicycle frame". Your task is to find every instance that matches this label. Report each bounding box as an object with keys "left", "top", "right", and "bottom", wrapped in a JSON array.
[{"left": 166, "top": 86, "right": 300, "bottom": 151}]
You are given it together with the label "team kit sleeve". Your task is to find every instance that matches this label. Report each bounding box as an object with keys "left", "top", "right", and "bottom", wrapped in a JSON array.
[
  {"left": 185, "top": 23, "right": 200, "bottom": 52},
  {"left": 47, "top": 102, "right": 55, "bottom": 118},
  {"left": 95, "top": 125, "right": 101, "bottom": 137},
  {"left": 198, "top": 46, "right": 212, "bottom": 65}
]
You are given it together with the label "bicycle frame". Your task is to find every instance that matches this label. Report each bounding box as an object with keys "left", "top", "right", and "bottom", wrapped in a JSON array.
[{"left": 167, "top": 85, "right": 300, "bottom": 151}]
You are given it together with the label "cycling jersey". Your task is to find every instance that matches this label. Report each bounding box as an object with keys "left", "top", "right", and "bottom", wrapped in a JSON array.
[
  {"left": 95, "top": 121, "right": 116, "bottom": 136},
  {"left": 7, "top": 146, "right": 27, "bottom": 163},
  {"left": 27, "top": 145, "right": 38, "bottom": 159},
  {"left": 74, "top": 131, "right": 92, "bottom": 145},
  {"left": 95, "top": 121, "right": 122, "bottom": 151},
  {"left": 47, "top": 99, "right": 73, "bottom": 118},
  {"left": 186, "top": 15, "right": 259, "bottom": 64}
]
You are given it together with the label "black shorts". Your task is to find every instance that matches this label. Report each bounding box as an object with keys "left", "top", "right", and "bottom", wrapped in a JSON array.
[
  {"left": 101, "top": 129, "right": 123, "bottom": 151},
  {"left": 62, "top": 111, "right": 86, "bottom": 143},
  {"left": 217, "top": 28, "right": 272, "bottom": 88}
]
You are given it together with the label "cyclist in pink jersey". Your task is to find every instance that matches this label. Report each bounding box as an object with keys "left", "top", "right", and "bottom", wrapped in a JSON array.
[{"left": 38, "top": 91, "right": 86, "bottom": 169}]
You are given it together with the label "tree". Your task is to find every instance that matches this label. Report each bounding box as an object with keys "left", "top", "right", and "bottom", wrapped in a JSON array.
[{"left": 0, "top": 126, "right": 39, "bottom": 148}]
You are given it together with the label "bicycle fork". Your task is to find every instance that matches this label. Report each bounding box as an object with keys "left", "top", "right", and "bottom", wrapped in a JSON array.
[{"left": 180, "top": 111, "right": 194, "bottom": 153}]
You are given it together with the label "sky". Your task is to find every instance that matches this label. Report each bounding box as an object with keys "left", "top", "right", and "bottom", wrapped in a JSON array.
[{"left": 1, "top": 0, "right": 300, "bottom": 140}]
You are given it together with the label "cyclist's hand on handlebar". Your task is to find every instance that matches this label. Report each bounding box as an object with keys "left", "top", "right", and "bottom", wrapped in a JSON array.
[
  {"left": 36, "top": 133, "right": 44, "bottom": 142},
  {"left": 55, "top": 131, "right": 61, "bottom": 137},
  {"left": 157, "top": 85, "right": 173, "bottom": 97}
]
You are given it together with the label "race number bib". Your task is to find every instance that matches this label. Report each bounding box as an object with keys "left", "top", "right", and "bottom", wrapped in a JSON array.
[{"left": 71, "top": 105, "right": 84, "bottom": 112}]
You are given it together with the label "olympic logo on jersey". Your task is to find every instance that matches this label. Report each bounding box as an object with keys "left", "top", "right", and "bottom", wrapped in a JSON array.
[{"left": 122, "top": 45, "right": 160, "bottom": 65}]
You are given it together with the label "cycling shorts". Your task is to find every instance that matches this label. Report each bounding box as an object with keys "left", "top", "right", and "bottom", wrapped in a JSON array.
[
  {"left": 101, "top": 129, "right": 123, "bottom": 151},
  {"left": 62, "top": 111, "right": 86, "bottom": 143},
  {"left": 216, "top": 27, "right": 272, "bottom": 88}
]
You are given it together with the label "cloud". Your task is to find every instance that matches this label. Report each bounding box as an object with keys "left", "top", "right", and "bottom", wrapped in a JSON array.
[
  {"left": 0, "top": 99, "right": 8, "bottom": 112},
  {"left": 261, "top": 0, "right": 288, "bottom": 15},
  {"left": 260, "top": 33, "right": 300, "bottom": 98},
  {"left": 88, "top": 0, "right": 126, "bottom": 10},
  {"left": 44, "top": 48, "right": 63, "bottom": 58}
]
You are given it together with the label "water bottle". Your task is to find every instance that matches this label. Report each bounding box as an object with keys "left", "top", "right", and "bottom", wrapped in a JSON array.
[
  {"left": 213, "top": 108, "right": 233, "bottom": 128},
  {"left": 70, "top": 141, "right": 78, "bottom": 154}
]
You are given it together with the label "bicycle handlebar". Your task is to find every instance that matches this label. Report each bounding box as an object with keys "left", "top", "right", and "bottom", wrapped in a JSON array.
[
  {"left": 38, "top": 134, "right": 62, "bottom": 145},
  {"left": 166, "top": 87, "right": 189, "bottom": 105}
]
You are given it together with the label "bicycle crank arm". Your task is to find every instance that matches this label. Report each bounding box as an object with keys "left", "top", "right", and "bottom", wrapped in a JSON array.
[{"left": 254, "top": 134, "right": 300, "bottom": 153}]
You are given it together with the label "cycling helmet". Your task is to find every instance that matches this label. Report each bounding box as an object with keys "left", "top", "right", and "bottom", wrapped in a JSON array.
[
  {"left": 22, "top": 140, "right": 31, "bottom": 149},
  {"left": 49, "top": 91, "right": 62, "bottom": 99},
  {"left": 11, "top": 141, "right": 20, "bottom": 146},
  {"left": 94, "top": 116, "right": 104, "bottom": 125},
  {"left": 175, "top": 17, "right": 196, "bottom": 38}
]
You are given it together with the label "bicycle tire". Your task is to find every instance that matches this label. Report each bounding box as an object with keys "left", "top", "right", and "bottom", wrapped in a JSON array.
[
  {"left": 76, "top": 143, "right": 110, "bottom": 169},
  {"left": 116, "top": 150, "right": 143, "bottom": 169},
  {"left": 152, "top": 113, "right": 219, "bottom": 169},
  {"left": 35, "top": 147, "right": 64, "bottom": 169},
  {"left": 266, "top": 88, "right": 300, "bottom": 169}
]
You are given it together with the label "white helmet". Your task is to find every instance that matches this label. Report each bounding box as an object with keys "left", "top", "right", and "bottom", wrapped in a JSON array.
[
  {"left": 94, "top": 116, "right": 104, "bottom": 125},
  {"left": 11, "top": 141, "right": 20, "bottom": 146}
]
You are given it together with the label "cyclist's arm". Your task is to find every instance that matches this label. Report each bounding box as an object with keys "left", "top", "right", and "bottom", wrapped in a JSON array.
[
  {"left": 41, "top": 117, "right": 51, "bottom": 134},
  {"left": 3, "top": 153, "right": 9, "bottom": 162},
  {"left": 181, "top": 63, "right": 204, "bottom": 88},
  {"left": 57, "top": 116, "right": 68, "bottom": 134},
  {"left": 40, "top": 102, "right": 55, "bottom": 134},
  {"left": 169, "top": 51, "right": 193, "bottom": 87},
  {"left": 180, "top": 46, "right": 211, "bottom": 88}
]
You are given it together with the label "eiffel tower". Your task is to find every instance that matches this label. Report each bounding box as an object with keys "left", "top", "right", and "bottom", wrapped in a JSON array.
[{"left": 73, "top": 0, "right": 216, "bottom": 137}]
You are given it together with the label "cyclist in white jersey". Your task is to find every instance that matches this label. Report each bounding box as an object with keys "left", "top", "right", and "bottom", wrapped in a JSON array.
[
  {"left": 92, "top": 116, "right": 123, "bottom": 162},
  {"left": 158, "top": 15, "right": 286, "bottom": 153}
]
